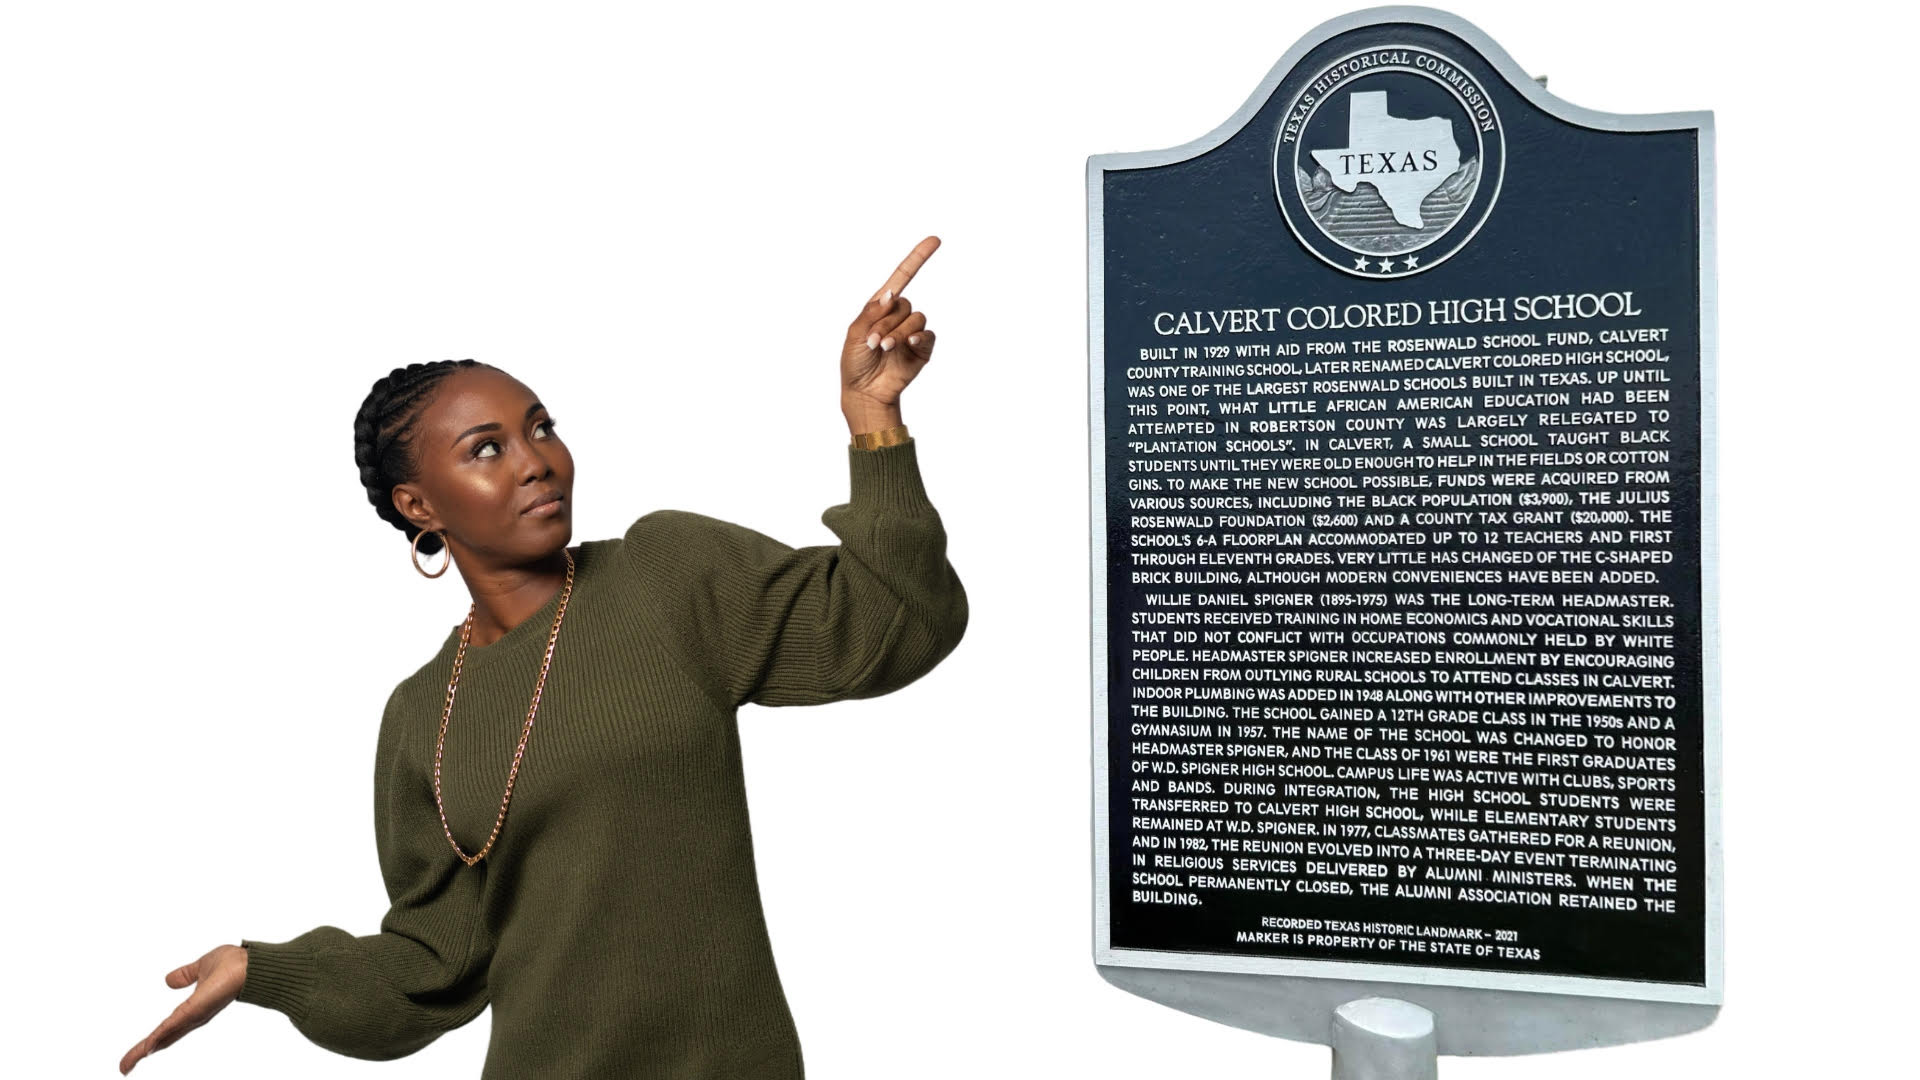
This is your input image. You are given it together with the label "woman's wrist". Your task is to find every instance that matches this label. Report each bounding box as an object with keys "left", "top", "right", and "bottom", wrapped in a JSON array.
[{"left": 842, "top": 393, "right": 903, "bottom": 437}]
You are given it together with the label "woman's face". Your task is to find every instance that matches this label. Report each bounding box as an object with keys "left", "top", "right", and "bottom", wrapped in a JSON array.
[{"left": 394, "top": 366, "right": 575, "bottom": 565}]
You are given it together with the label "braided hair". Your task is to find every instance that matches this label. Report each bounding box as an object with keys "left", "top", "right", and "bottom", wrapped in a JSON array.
[{"left": 354, "top": 359, "right": 488, "bottom": 555}]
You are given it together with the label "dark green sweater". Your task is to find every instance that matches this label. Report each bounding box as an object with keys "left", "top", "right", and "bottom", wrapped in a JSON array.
[{"left": 238, "top": 438, "right": 966, "bottom": 1077}]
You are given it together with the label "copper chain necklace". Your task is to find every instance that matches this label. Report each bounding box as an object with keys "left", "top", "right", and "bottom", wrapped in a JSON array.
[{"left": 433, "top": 549, "right": 576, "bottom": 867}]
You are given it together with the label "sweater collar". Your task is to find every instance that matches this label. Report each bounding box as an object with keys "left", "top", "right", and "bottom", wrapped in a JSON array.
[{"left": 439, "top": 543, "right": 591, "bottom": 663}]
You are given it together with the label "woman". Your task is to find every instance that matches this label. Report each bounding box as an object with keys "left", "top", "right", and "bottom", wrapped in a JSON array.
[{"left": 120, "top": 237, "right": 967, "bottom": 1078}]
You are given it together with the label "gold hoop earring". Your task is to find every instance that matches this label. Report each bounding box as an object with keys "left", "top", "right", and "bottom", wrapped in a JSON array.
[{"left": 412, "top": 528, "right": 452, "bottom": 578}]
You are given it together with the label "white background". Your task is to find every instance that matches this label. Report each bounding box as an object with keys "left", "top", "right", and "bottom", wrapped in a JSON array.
[{"left": 7, "top": 1, "right": 1915, "bottom": 1076}]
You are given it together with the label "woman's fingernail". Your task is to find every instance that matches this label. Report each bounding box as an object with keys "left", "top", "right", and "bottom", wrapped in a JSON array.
[
  {"left": 908, "top": 335, "right": 920, "bottom": 346},
  {"left": 882, "top": 289, "right": 893, "bottom": 304},
  {"left": 881, "top": 337, "right": 896, "bottom": 351},
  {"left": 866, "top": 333, "right": 880, "bottom": 350}
]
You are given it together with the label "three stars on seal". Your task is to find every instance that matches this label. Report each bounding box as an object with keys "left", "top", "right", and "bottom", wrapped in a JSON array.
[{"left": 1352, "top": 254, "right": 1422, "bottom": 273}]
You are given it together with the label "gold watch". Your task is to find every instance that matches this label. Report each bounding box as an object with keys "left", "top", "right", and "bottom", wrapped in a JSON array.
[{"left": 851, "top": 424, "right": 910, "bottom": 450}]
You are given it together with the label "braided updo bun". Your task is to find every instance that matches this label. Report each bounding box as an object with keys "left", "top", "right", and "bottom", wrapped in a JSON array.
[{"left": 353, "top": 359, "right": 486, "bottom": 554}]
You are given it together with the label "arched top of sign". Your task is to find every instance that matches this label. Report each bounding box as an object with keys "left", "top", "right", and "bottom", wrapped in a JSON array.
[{"left": 1087, "top": 5, "right": 1713, "bottom": 179}]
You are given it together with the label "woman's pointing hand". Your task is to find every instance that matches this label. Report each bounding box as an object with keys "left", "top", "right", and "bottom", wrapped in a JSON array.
[{"left": 842, "top": 235, "right": 940, "bottom": 433}]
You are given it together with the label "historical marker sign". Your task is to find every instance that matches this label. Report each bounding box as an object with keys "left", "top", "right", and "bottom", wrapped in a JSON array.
[{"left": 1089, "top": 7, "right": 1719, "bottom": 1038}]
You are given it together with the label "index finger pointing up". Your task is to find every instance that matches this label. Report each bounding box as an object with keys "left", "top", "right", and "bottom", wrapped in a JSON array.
[{"left": 872, "top": 235, "right": 941, "bottom": 302}]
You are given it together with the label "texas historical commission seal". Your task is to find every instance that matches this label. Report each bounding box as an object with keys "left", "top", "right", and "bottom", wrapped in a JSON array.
[{"left": 1274, "top": 46, "right": 1505, "bottom": 278}]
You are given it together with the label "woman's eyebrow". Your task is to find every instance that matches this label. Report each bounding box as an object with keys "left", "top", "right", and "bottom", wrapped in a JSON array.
[{"left": 450, "top": 402, "right": 546, "bottom": 447}]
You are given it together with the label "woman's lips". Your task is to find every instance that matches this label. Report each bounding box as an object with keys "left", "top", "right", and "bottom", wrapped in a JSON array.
[{"left": 524, "top": 494, "right": 566, "bottom": 517}]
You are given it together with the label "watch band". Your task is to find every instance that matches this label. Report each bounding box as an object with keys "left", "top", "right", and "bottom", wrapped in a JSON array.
[{"left": 851, "top": 424, "right": 910, "bottom": 450}]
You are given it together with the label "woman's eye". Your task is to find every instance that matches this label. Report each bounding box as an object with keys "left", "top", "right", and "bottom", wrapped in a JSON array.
[{"left": 473, "top": 420, "right": 555, "bottom": 458}]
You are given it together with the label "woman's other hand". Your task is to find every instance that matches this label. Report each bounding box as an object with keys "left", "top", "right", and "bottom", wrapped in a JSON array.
[
  {"left": 119, "top": 943, "right": 248, "bottom": 1073},
  {"left": 842, "top": 235, "right": 940, "bottom": 434}
]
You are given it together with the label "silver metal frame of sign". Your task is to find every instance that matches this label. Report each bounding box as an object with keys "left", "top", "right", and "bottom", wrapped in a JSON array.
[{"left": 1086, "top": 6, "right": 1719, "bottom": 1052}]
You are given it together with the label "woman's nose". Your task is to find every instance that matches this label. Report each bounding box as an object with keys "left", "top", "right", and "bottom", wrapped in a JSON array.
[{"left": 518, "top": 444, "right": 554, "bottom": 481}]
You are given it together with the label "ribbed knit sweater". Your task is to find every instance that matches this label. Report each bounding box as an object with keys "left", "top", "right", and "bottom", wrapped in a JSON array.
[{"left": 236, "top": 438, "right": 966, "bottom": 1077}]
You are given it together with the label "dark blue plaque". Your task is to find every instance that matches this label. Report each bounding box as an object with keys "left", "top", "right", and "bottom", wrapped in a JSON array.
[{"left": 1089, "top": 6, "right": 1718, "bottom": 1046}]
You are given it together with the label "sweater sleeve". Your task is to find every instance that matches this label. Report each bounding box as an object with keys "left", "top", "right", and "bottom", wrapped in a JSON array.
[
  {"left": 234, "top": 683, "right": 493, "bottom": 1060},
  {"left": 620, "top": 437, "right": 969, "bottom": 709}
]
